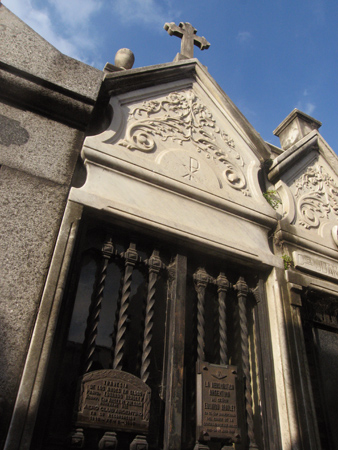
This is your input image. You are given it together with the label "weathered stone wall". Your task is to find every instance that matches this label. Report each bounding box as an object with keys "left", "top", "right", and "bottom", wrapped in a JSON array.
[{"left": 0, "top": 4, "right": 103, "bottom": 444}]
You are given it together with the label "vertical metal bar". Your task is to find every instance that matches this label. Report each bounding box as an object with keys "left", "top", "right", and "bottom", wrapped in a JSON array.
[
  {"left": 216, "top": 272, "right": 230, "bottom": 365},
  {"left": 234, "top": 276, "right": 258, "bottom": 450},
  {"left": 112, "top": 243, "right": 139, "bottom": 370},
  {"left": 163, "top": 254, "right": 187, "bottom": 450},
  {"left": 140, "top": 250, "right": 165, "bottom": 384},
  {"left": 193, "top": 268, "right": 209, "bottom": 362},
  {"left": 81, "top": 237, "right": 114, "bottom": 374}
]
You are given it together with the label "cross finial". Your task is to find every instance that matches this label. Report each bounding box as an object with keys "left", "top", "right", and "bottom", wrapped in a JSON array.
[{"left": 164, "top": 22, "right": 210, "bottom": 60}]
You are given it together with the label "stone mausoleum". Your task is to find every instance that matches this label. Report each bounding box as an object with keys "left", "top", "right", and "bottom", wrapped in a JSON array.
[{"left": 1, "top": 5, "right": 338, "bottom": 450}]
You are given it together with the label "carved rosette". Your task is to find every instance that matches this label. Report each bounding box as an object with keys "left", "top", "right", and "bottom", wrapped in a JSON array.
[
  {"left": 116, "top": 90, "right": 251, "bottom": 196},
  {"left": 294, "top": 163, "right": 338, "bottom": 230}
]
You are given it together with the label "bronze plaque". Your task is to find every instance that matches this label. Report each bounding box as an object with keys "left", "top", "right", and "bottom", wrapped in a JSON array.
[
  {"left": 76, "top": 370, "right": 151, "bottom": 433},
  {"left": 196, "top": 361, "right": 240, "bottom": 443}
]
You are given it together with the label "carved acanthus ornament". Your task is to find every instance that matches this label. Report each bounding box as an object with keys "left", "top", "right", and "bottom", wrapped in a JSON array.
[
  {"left": 294, "top": 164, "right": 338, "bottom": 230},
  {"left": 118, "top": 90, "right": 250, "bottom": 196}
]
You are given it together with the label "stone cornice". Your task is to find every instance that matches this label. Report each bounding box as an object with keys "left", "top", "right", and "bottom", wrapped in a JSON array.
[
  {"left": 268, "top": 130, "right": 319, "bottom": 183},
  {"left": 0, "top": 4, "right": 104, "bottom": 130},
  {"left": 0, "top": 61, "right": 104, "bottom": 130}
]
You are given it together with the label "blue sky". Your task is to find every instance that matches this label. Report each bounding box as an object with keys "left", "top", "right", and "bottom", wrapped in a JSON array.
[{"left": 7, "top": 0, "right": 338, "bottom": 151}]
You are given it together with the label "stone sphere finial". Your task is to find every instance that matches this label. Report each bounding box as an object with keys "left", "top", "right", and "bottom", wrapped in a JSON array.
[{"left": 114, "top": 48, "right": 135, "bottom": 70}]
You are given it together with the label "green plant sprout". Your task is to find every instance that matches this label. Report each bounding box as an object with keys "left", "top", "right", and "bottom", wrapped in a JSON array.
[
  {"left": 263, "top": 190, "right": 282, "bottom": 210},
  {"left": 282, "top": 255, "right": 293, "bottom": 270}
]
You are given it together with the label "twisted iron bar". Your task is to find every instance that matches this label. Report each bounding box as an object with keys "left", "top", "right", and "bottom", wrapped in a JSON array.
[
  {"left": 82, "top": 237, "right": 114, "bottom": 374},
  {"left": 234, "top": 277, "right": 258, "bottom": 450},
  {"left": 213, "top": 294, "right": 219, "bottom": 363},
  {"left": 188, "top": 271, "right": 198, "bottom": 443},
  {"left": 111, "top": 270, "right": 123, "bottom": 361},
  {"left": 140, "top": 250, "right": 165, "bottom": 384},
  {"left": 112, "top": 243, "right": 139, "bottom": 370},
  {"left": 193, "top": 268, "right": 210, "bottom": 362},
  {"left": 216, "top": 272, "right": 230, "bottom": 365}
]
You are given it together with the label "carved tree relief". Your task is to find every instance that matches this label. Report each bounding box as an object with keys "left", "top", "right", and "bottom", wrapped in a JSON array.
[
  {"left": 294, "top": 163, "right": 338, "bottom": 230},
  {"left": 116, "top": 90, "right": 251, "bottom": 196}
]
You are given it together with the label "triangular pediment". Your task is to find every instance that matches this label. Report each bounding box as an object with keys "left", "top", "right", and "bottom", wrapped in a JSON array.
[
  {"left": 83, "top": 61, "right": 275, "bottom": 222},
  {"left": 270, "top": 131, "right": 338, "bottom": 260},
  {"left": 73, "top": 61, "right": 280, "bottom": 268}
]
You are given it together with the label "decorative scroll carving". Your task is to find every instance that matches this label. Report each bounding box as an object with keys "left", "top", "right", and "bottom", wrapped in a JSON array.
[
  {"left": 223, "top": 162, "right": 249, "bottom": 196},
  {"left": 117, "top": 90, "right": 250, "bottom": 196},
  {"left": 294, "top": 164, "right": 338, "bottom": 230}
]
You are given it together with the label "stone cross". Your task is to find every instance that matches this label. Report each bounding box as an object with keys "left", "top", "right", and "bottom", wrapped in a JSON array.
[{"left": 164, "top": 22, "right": 210, "bottom": 59}]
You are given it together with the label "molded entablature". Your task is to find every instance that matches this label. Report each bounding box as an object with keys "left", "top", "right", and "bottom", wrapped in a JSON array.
[
  {"left": 83, "top": 61, "right": 275, "bottom": 224},
  {"left": 70, "top": 61, "right": 281, "bottom": 268}
]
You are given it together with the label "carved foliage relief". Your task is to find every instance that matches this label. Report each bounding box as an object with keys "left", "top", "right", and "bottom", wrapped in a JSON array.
[
  {"left": 294, "top": 163, "right": 338, "bottom": 230},
  {"left": 116, "top": 90, "right": 251, "bottom": 196}
]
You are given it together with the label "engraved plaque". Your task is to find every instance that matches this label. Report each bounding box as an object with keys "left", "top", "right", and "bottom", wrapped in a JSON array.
[
  {"left": 196, "top": 361, "right": 240, "bottom": 443},
  {"left": 76, "top": 370, "right": 151, "bottom": 433}
]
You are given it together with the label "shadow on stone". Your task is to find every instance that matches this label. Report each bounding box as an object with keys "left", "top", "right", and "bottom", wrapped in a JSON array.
[{"left": 0, "top": 114, "right": 29, "bottom": 147}]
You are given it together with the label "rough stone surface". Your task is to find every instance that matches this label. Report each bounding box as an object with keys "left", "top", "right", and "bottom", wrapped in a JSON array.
[
  {"left": 0, "top": 4, "right": 102, "bottom": 101},
  {"left": 0, "top": 166, "right": 69, "bottom": 441},
  {"left": 0, "top": 6, "right": 105, "bottom": 446},
  {"left": 0, "top": 102, "right": 85, "bottom": 185}
]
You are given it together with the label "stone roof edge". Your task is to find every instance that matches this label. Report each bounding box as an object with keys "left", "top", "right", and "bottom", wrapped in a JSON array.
[
  {"left": 0, "top": 4, "right": 104, "bottom": 130},
  {"left": 267, "top": 130, "right": 319, "bottom": 183},
  {"left": 273, "top": 108, "right": 322, "bottom": 136},
  {"left": 317, "top": 133, "right": 338, "bottom": 179},
  {"left": 0, "top": 61, "right": 104, "bottom": 131},
  {"left": 267, "top": 129, "right": 338, "bottom": 184}
]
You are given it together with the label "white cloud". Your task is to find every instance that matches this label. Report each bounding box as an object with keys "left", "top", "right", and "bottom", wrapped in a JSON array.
[
  {"left": 5, "top": 0, "right": 179, "bottom": 67},
  {"left": 112, "top": 0, "right": 174, "bottom": 28},
  {"left": 7, "top": 0, "right": 80, "bottom": 58},
  {"left": 305, "top": 102, "right": 316, "bottom": 115},
  {"left": 296, "top": 89, "right": 316, "bottom": 116},
  {"left": 237, "top": 31, "right": 252, "bottom": 44},
  {"left": 6, "top": 0, "right": 102, "bottom": 62},
  {"left": 48, "top": 0, "right": 102, "bottom": 27},
  {"left": 296, "top": 100, "right": 316, "bottom": 116}
]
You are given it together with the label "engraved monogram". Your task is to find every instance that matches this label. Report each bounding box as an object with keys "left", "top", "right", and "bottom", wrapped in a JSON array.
[
  {"left": 294, "top": 164, "right": 338, "bottom": 229},
  {"left": 183, "top": 157, "right": 200, "bottom": 180},
  {"left": 117, "top": 90, "right": 250, "bottom": 196}
]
